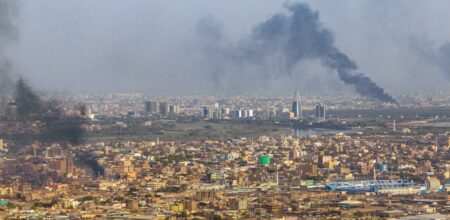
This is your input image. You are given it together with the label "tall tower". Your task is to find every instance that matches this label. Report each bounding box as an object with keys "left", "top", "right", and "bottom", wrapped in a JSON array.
[
  {"left": 292, "top": 90, "right": 302, "bottom": 119},
  {"left": 315, "top": 102, "right": 326, "bottom": 121},
  {"left": 159, "top": 102, "right": 169, "bottom": 115},
  {"left": 145, "top": 100, "right": 160, "bottom": 113},
  {"left": 145, "top": 101, "right": 152, "bottom": 113}
]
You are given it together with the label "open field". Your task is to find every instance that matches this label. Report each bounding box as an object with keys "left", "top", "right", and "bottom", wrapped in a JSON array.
[{"left": 88, "top": 121, "right": 290, "bottom": 142}]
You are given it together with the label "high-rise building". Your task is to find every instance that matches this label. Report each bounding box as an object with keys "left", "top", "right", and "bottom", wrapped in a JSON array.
[
  {"left": 145, "top": 100, "right": 159, "bottom": 113},
  {"left": 242, "top": 109, "right": 248, "bottom": 118},
  {"left": 145, "top": 101, "right": 152, "bottom": 113},
  {"left": 292, "top": 90, "right": 302, "bottom": 119},
  {"left": 159, "top": 102, "right": 169, "bottom": 115},
  {"left": 169, "top": 105, "right": 179, "bottom": 114},
  {"left": 248, "top": 109, "right": 254, "bottom": 117},
  {"left": 203, "top": 107, "right": 209, "bottom": 119},
  {"left": 0, "top": 139, "right": 3, "bottom": 150},
  {"left": 315, "top": 102, "right": 326, "bottom": 121}
]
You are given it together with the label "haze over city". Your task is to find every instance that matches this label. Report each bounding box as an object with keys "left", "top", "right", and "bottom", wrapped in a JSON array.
[
  {"left": 0, "top": 1, "right": 449, "bottom": 219},
  {"left": 0, "top": 0, "right": 449, "bottom": 95}
]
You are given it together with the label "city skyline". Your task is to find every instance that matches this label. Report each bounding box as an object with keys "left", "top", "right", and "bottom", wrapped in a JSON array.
[{"left": 0, "top": 1, "right": 449, "bottom": 219}]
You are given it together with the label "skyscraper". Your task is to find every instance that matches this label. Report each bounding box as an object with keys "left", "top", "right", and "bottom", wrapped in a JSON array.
[
  {"left": 145, "top": 101, "right": 152, "bottom": 113},
  {"left": 292, "top": 90, "right": 302, "bottom": 119},
  {"left": 203, "top": 107, "right": 209, "bottom": 119},
  {"left": 315, "top": 102, "right": 326, "bottom": 121},
  {"left": 159, "top": 102, "right": 169, "bottom": 115},
  {"left": 145, "top": 100, "right": 159, "bottom": 113},
  {"left": 169, "top": 105, "right": 179, "bottom": 114}
]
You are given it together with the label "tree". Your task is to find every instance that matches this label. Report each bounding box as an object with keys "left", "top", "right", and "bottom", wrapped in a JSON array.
[
  {"left": 127, "top": 186, "right": 139, "bottom": 196},
  {"left": 7, "top": 202, "right": 20, "bottom": 209},
  {"left": 177, "top": 211, "right": 188, "bottom": 217},
  {"left": 79, "top": 195, "right": 95, "bottom": 202}
]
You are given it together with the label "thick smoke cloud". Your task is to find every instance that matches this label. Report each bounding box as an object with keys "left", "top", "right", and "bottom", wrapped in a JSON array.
[
  {"left": 0, "top": 0, "right": 17, "bottom": 94},
  {"left": 198, "top": 3, "right": 397, "bottom": 103},
  {"left": 437, "top": 43, "right": 450, "bottom": 79},
  {"left": 14, "top": 78, "right": 43, "bottom": 119},
  {"left": 77, "top": 152, "right": 105, "bottom": 177},
  {"left": 0, "top": 1, "right": 88, "bottom": 146},
  {"left": 13, "top": 79, "right": 88, "bottom": 145},
  {"left": 412, "top": 40, "right": 450, "bottom": 81},
  {"left": 196, "top": 16, "right": 228, "bottom": 88}
]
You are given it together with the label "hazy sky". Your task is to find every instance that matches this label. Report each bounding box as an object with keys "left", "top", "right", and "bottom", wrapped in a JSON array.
[{"left": 6, "top": 0, "right": 450, "bottom": 94}]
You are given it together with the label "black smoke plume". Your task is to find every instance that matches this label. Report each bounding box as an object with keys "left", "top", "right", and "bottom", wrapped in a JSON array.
[
  {"left": 0, "top": 0, "right": 18, "bottom": 94},
  {"left": 0, "top": 1, "right": 88, "bottom": 146},
  {"left": 77, "top": 152, "right": 105, "bottom": 177},
  {"left": 197, "top": 3, "right": 397, "bottom": 104},
  {"left": 11, "top": 78, "right": 88, "bottom": 145},
  {"left": 41, "top": 116, "right": 88, "bottom": 145},
  {"left": 14, "top": 78, "right": 43, "bottom": 119}
]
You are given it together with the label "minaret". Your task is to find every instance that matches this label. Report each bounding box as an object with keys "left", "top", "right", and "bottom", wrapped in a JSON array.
[{"left": 393, "top": 119, "right": 396, "bottom": 132}]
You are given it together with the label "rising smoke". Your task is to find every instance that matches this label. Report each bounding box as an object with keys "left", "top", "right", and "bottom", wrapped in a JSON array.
[
  {"left": 77, "top": 152, "right": 105, "bottom": 177},
  {"left": 12, "top": 78, "right": 89, "bottom": 145},
  {"left": 197, "top": 3, "right": 397, "bottom": 104},
  {"left": 437, "top": 43, "right": 450, "bottom": 79},
  {"left": 411, "top": 39, "right": 450, "bottom": 81},
  {"left": 0, "top": 0, "right": 17, "bottom": 94},
  {"left": 0, "top": 0, "right": 88, "bottom": 145},
  {"left": 14, "top": 78, "right": 43, "bottom": 119}
]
